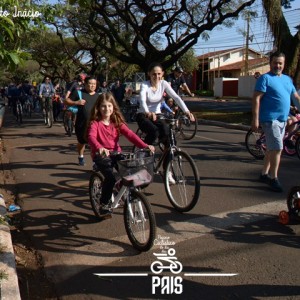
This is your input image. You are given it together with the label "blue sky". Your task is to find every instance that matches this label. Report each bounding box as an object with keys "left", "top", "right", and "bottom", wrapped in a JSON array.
[{"left": 194, "top": 0, "right": 300, "bottom": 55}]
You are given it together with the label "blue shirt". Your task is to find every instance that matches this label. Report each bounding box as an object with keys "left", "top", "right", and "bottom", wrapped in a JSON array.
[{"left": 255, "top": 72, "right": 296, "bottom": 122}]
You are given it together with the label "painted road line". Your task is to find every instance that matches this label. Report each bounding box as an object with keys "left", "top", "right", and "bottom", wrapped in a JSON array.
[{"left": 56, "top": 200, "right": 286, "bottom": 280}]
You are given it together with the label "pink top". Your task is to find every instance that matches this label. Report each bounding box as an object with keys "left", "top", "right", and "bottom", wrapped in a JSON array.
[{"left": 87, "top": 120, "right": 148, "bottom": 159}]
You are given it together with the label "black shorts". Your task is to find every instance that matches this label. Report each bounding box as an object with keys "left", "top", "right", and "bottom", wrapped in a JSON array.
[{"left": 75, "top": 125, "right": 87, "bottom": 145}]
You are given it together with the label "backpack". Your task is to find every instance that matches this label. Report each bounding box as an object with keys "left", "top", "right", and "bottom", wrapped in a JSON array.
[{"left": 67, "top": 90, "right": 82, "bottom": 114}]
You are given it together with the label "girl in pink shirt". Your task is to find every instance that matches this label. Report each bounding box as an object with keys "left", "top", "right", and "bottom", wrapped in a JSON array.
[{"left": 87, "top": 92, "right": 154, "bottom": 217}]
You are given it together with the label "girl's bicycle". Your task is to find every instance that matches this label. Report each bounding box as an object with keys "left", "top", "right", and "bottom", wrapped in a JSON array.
[
  {"left": 134, "top": 114, "right": 200, "bottom": 212},
  {"left": 245, "top": 121, "right": 300, "bottom": 159},
  {"left": 89, "top": 150, "right": 156, "bottom": 252}
]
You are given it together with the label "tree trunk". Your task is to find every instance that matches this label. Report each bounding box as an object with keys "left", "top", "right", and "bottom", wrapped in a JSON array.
[{"left": 262, "top": 0, "right": 300, "bottom": 86}]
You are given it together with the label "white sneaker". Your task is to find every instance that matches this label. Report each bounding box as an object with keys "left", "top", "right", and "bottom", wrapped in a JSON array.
[{"left": 167, "top": 172, "right": 176, "bottom": 185}]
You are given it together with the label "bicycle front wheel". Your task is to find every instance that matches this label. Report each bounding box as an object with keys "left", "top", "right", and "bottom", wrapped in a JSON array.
[
  {"left": 89, "top": 172, "right": 105, "bottom": 220},
  {"left": 245, "top": 128, "right": 266, "bottom": 160},
  {"left": 124, "top": 190, "right": 156, "bottom": 252},
  {"left": 178, "top": 114, "right": 198, "bottom": 140},
  {"left": 46, "top": 108, "right": 53, "bottom": 128},
  {"left": 164, "top": 150, "right": 200, "bottom": 212}
]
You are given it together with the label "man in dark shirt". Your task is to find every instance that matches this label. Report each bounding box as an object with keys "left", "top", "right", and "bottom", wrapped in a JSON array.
[
  {"left": 65, "top": 73, "right": 86, "bottom": 100},
  {"left": 166, "top": 66, "right": 194, "bottom": 97},
  {"left": 111, "top": 79, "right": 126, "bottom": 107},
  {"left": 65, "top": 76, "right": 98, "bottom": 166}
]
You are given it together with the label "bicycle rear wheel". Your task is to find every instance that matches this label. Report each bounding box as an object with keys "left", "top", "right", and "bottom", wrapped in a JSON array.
[
  {"left": 124, "top": 190, "right": 156, "bottom": 252},
  {"left": 89, "top": 172, "right": 105, "bottom": 220},
  {"left": 178, "top": 113, "right": 198, "bottom": 140},
  {"left": 245, "top": 128, "right": 266, "bottom": 160},
  {"left": 164, "top": 150, "right": 200, "bottom": 212},
  {"left": 63, "top": 110, "right": 73, "bottom": 136}
]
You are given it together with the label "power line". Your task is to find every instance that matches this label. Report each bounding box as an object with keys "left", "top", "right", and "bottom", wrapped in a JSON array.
[{"left": 195, "top": 3, "right": 299, "bottom": 55}]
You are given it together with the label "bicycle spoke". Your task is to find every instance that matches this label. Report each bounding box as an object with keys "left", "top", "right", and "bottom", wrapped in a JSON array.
[
  {"left": 165, "top": 151, "right": 200, "bottom": 212},
  {"left": 89, "top": 173, "right": 104, "bottom": 219},
  {"left": 124, "top": 191, "right": 156, "bottom": 251},
  {"left": 245, "top": 128, "right": 266, "bottom": 159}
]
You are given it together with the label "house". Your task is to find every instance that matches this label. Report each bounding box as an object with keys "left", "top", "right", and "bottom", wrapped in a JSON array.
[{"left": 193, "top": 47, "right": 269, "bottom": 92}]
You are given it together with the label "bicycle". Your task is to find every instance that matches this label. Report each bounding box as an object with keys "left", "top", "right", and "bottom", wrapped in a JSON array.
[
  {"left": 89, "top": 150, "right": 156, "bottom": 251},
  {"left": 134, "top": 114, "right": 200, "bottom": 212},
  {"left": 279, "top": 186, "right": 300, "bottom": 225},
  {"left": 15, "top": 98, "right": 23, "bottom": 125},
  {"left": 62, "top": 106, "right": 77, "bottom": 136},
  {"left": 174, "top": 109, "right": 198, "bottom": 140},
  {"left": 121, "top": 97, "right": 139, "bottom": 122},
  {"left": 44, "top": 96, "right": 54, "bottom": 128},
  {"left": 23, "top": 95, "right": 33, "bottom": 118},
  {"left": 245, "top": 121, "right": 300, "bottom": 160}
]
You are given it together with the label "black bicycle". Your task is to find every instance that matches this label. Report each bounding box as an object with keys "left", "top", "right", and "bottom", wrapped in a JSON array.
[
  {"left": 134, "top": 114, "right": 200, "bottom": 212},
  {"left": 174, "top": 109, "right": 198, "bottom": 140},
  {"left": 62, "top": 107, "right": 76, "bottom": 136}
]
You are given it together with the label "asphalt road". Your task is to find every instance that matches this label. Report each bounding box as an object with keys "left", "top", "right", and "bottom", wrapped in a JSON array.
[{"left": 2, "top": 105, "right": 300, "bottom": 300}]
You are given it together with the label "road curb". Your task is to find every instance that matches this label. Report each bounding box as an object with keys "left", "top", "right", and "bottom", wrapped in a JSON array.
[
  {"left": 198, "top": 118, "right": 250, "bottom": 131},
  {"left": 0, "top": 195, "right": 21, "bottom": 300}
]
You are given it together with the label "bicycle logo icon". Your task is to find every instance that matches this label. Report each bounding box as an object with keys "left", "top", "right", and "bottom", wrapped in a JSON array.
[{"left": 150, "top": 248, "right": 183, "bottom": 274}]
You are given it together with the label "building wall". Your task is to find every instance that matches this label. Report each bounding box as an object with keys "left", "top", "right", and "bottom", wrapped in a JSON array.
[
  {"left": 238, "top": 76, "right": 257, "bottom": 98},
  {"left": 209, "top": 50, "right": 261, "bottom": 69},
  {"left": 214, "top": 78, "right": 238, "bottom": 97}
]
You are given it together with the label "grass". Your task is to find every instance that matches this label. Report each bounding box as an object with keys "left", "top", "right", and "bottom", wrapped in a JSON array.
[{"left": 194, "top": 111, "right": 252, "bottom": 125}]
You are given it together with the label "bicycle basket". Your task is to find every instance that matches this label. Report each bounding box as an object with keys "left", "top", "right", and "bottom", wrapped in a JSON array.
[{"left": 117, "top": 152, "right": 154, "bottom": 182}]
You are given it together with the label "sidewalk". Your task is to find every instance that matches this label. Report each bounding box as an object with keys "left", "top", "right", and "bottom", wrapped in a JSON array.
[
  {"left": 0, "top": 134, "right": 21, "bottom": 299},
  {"left": 0, "top": 197, "right": 21, "bottom": 300}
]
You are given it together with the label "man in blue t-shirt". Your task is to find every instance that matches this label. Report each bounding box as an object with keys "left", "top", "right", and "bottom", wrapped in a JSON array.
[{"left": 252, "top": 51, "right": 300, "bottom": 192}]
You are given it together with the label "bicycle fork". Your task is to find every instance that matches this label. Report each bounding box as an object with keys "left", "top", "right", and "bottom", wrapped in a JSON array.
[{"left": 126, "top": 189, "right": 146, "bottom": 223}]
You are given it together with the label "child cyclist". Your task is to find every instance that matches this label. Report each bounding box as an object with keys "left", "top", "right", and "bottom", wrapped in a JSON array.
[{"left": 86, "top": 92, "right": 155, "bottom": 218}]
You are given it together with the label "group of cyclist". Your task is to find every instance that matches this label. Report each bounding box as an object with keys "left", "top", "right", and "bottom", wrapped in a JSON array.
[
  {"left": 1, "top": 64, "right": 195, "bottom": 217},
  {"left": 66, "top": 63, "right": 195, "bottom": 217}
]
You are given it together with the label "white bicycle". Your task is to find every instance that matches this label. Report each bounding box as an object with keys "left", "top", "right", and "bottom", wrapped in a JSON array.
[{"left": 89, "top": 150, "right": 156, "bottom": 252}]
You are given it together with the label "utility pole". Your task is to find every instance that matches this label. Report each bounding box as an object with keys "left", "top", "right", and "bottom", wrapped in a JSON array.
[{"left": 245, "top": 14, "right": 250, "bottom": 75}]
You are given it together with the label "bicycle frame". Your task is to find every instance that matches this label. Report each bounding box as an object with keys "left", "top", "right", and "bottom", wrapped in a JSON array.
[{"left": 153, "top": 117, "right": 178, "bottom": 173}]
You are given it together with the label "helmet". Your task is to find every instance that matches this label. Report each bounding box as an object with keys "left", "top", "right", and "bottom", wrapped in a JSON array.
[
  {"left": 78, "top": 73, "right": 87, "bottom": 81},
  {"left": 174, "top": 66, "right": 184, "bottom": 73}
]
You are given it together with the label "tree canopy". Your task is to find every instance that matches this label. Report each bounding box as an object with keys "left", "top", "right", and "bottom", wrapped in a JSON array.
[{"left": 68, "top": 0, "right": 255, "bottom": 72}]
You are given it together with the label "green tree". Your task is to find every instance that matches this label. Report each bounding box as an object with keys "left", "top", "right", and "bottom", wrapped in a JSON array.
[
  {"left": 0, "top": 0, "right": 34, "bottom": 68},
  {"left": 262, "top": 0, "right": 299, "bottom": 84},
  {"left": 68, "top": 0, "right": 256, "bottom": 72}
]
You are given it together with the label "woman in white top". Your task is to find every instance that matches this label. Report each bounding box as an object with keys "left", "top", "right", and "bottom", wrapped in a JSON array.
[{"left": 136, "top": 62, "right": 194, "bottom": 146}]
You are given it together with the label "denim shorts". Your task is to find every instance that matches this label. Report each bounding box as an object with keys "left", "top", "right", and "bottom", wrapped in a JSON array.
[{"left": 261, "top": 120, "right": 286, "bottom": 151}]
